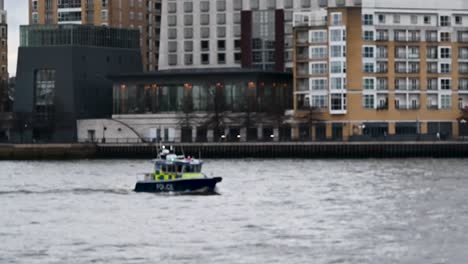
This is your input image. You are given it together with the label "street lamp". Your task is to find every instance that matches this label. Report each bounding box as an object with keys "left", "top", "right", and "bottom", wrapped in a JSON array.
[
  {"left": 461, "top": 119, "right": 467, "bottom": 141},
  {"left": 102, "top": 126, "right": 107, "bottom": 143},
  {"left": 359, "top": 124, "right": 366, "bottom": 135}
]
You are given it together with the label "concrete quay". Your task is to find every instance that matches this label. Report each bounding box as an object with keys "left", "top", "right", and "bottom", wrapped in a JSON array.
[
  {"left": 1, "top": 142, "right": 467, "bottom": 160},
  {"left": 0, "top": 144, "right": 96, "bottom": 160}
]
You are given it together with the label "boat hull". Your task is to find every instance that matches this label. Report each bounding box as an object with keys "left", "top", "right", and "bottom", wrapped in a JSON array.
[{"left": 134, "top": 177, "right": 222, "bottom": 194}]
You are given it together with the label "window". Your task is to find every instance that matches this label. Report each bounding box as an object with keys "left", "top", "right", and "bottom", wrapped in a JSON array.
[
  {"left": 411, "top": 15, "right": 418, "bottom": 25},
  {"left": 218, "top": 53, "right": 226, "bottom": 64},
  {"left": 363, "top": 63, "right": 375, "bottom": 73},
  {"left": 377, "top": 78, "right": 388, "bottom": 90},
  {"left": 376, "top": 62, "right": 388, "bottom": 73},
  {"left": 394, "top": 30, "right": 406, "bottom": 41},
  {"left": 440, "top": 48, "right": 451, "bottom": 59},
  {"left": 216, "top": 0, "right": 226, "bottom": 11},
  {"left": 184, "top": 2, "right": 193, "bottom": 12},
  {"left": 395, "top": 78, "right": 407, "bottom": 90},
  {"left": 201, "top": 53, "right": 209, "bottom": 64},
  {"left": 363, "top": 46, "right": 374, "bottom": 58},
  {"left": 310, "top": 47, "right": 327, "bottom": 59},
  {"left": 426, "top": 31, "right": 438, "bottom": 42},
  {"left": 311, "top": 31, "right": 327, "bottom": 43},
  {"left": 184, "top": 54, "right": 193, "bottom": 65},
  {"left": 440, "top": 16, "right": 450, "bottom": 26},
  {"left": 395, "top": 62, "right": 407, "bottom": 73},
  {"left": 330, "top": 61, "right": 343, "bottom": 73},
  {"left": 217, "top": 40, "right": 226, "bottom": 50},
  {"left": 201, "top": 27, "right": 210, "bottom": 38},
  {"left": 428, "top": 78, "right": 438, "bottom": 90},
  {"left": 168, "top": 28, "right": 177, "bottom": 39},
  {"left": 393, "top": 15, "right": 400, "bottom": 24},
  {"left": 200, "top": 1, "right": 210, "bottom": 12},
  {"left": 378, "top": 14, "right": 385, "bottom": 24},
  {"left": 424, "top": 16, "right": 431, "bottom": 24},
  {"left": 217, "top": 14, "right": 226, "bottom": 25},
  {"left": 459, "top": 47, "right": 468, "bottom": 59},
  {"left": 363, "top": 95, "right": 375, "bottom": 109},
  {"left": 201, "top": 40, "right": 209, "bottom": 51},
  {"left": 440, "top": 32, "right": 451, "bottom": 42},
  {"left": 330, "top": 29, "right": 343, "bottom": 42},
  {"left": 408, "top": 30, "right": 420, "bottom": 42},
  {"left": 456, "top": 16, "right": 462, "bottom": 25},
  {"left": 330, "top": 46, "right": 342, "bottom": 58},
  {"left": 331, "top": 13, "right": 342, "bottom": 26},
  {"left": 408, "top": 78, "right": 420, "bottom": 90},
  {"left": 427, "top": 46, "right": 438, "bottom": 59},
  {"left": 184, "top": 15, "right": 193, "bottom": 26},
  {"left": 35, "top": 69, "right": 56, "bottom": 114},
  {"left": 363, "top": 78, "right": 375, "bottom": 90},
  {"left": 363, "top": 14, "right": 373, "bottom": 25},
  {"left": 363, "top": 31, "right": 374, "bottom": 41},
  {"left": 376, "top": 30, "right": 388, "bottom": 41},
  {"left": 184, "top": 28, "right": 193, "bottom": 39},
  {"left": 440, "top": 63, "right": 451, "bottom": 73},
  {"left": 441, "top": 94, "right": 452, "bottom": 109},
  {"left": 376, "top": 46, "right": 388, "bottom": 58},
  {"left": 441, "top": 79, "right": 451, "bottom": 90},
  {"left": 168, "top": 54, "right": 177, "bottom": 65},
  {"left": 311, "top": 96, "right": 327, "bottom": 108},
  {"left": 311, "top": 79, "right": 327, "bottom": 90},
  {"left": 330, "top": 78, "right": 343, "bottom": 90},
  {"left": 311, "top": 63, "right": 327, "bottom": 75}
]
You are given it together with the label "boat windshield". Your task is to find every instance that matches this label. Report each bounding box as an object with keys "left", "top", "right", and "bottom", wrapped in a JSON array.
[{"left": 184, "top": 164, "right": 202, "bottom": 173}]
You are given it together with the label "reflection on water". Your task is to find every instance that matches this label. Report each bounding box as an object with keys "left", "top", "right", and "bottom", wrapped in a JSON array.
[{"left": 1, "top": 159, "right": 468, "bottom": 264}]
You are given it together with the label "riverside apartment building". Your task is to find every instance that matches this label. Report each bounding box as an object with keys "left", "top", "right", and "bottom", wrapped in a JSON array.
[
  {"left": 29, "top": 0, "right": 161, "bottom": 71},
  {"left": 158, "top": 0, "right": 328, "bottom": 72},
  {"left": 293, "top": 0, "right": 468, "bottom": 141}
]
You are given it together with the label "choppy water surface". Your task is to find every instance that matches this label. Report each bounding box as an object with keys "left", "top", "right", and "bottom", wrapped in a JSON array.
[{"left": 1, "top": 159, "right": 468, "bottom": 264}]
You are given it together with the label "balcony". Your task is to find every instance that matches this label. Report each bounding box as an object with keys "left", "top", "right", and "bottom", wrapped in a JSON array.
[
  {"left": 461, "top": 106, "right": 468, "bottom": 118},
  {"left": 396, "top": 104, "right": 420, "bottom": 110},
  {"left": 427, "top": 104, "right": 439, "bottom": 110},
  {"left": 458, "top": 32, "right": 468, "bottom": 43}
]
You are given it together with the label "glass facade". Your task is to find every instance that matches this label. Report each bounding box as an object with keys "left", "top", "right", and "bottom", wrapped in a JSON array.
[
  {"left": 20, "top": 25, "right": 140, "bottom": 49},
  {"left": 252, "top": 10, "right": 276, "bottom": 71},
  {"left": 113, "top": 77, "right": 292, "bottom": 115},
  {"left": 35, "top": 69, "right": 56, "bottom": 118}
]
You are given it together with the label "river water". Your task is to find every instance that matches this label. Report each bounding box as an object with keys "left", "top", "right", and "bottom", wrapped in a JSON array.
[{"left": 1, "top": 159, "right": 468, "bottom": 264}]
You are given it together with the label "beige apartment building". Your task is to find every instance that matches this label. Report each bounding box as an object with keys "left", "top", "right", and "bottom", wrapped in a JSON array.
[
  {"left": 29, "top": 0, "right": 161, "bottom": 71},
  {"left": 293, "top": 0, "right": 468, "bottom": 141}
]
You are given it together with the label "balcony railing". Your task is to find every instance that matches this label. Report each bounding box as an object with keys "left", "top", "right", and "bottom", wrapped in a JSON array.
[
  {"left": 396, "top": 104, "right": 420, "bottom": 110},
  {"left": 427, "top": 105, "right": 439, "bottom": 110}
]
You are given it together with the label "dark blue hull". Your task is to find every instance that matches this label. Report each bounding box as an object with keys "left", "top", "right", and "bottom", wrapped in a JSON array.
[{"left": 134, "top": 177, "right": 222, "bottom": 194}]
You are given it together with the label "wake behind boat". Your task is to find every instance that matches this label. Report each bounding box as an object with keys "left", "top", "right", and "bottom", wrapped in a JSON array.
[{"left": 134, "top": 148, "right": 222, "bottom": 194}]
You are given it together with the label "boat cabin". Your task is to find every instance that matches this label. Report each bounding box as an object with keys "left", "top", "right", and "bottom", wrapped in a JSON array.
[{"left": 153, "top": 157, "right": 204, "bottom": 181}]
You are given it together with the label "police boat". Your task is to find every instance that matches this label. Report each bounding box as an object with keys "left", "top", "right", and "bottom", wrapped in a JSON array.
[{"left": 134, "top": 148, "right": 222, "bottom": 194}]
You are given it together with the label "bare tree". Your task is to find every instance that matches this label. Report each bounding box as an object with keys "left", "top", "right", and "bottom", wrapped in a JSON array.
[{"left": 200, "top": 84, "right": 226, "bottom": 141}]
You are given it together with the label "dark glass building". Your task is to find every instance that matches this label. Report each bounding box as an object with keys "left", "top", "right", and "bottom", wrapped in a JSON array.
[
  {"left": 111, "top": 68, "right": 292, "bottom": 115},
  {"left": 13, "top": 24, "right": 142, "bottom": 142},
  {"left": 241, "top": 9, "right": 284, "bottom": 72}
]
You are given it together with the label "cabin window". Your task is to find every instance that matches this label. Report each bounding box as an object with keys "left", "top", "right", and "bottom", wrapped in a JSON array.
[
  {"left": 167, "top": 165, "right": 175, "bottom": 173},
  {"left": 158, "top": 175, "right": 164, "bottom": 180}
]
